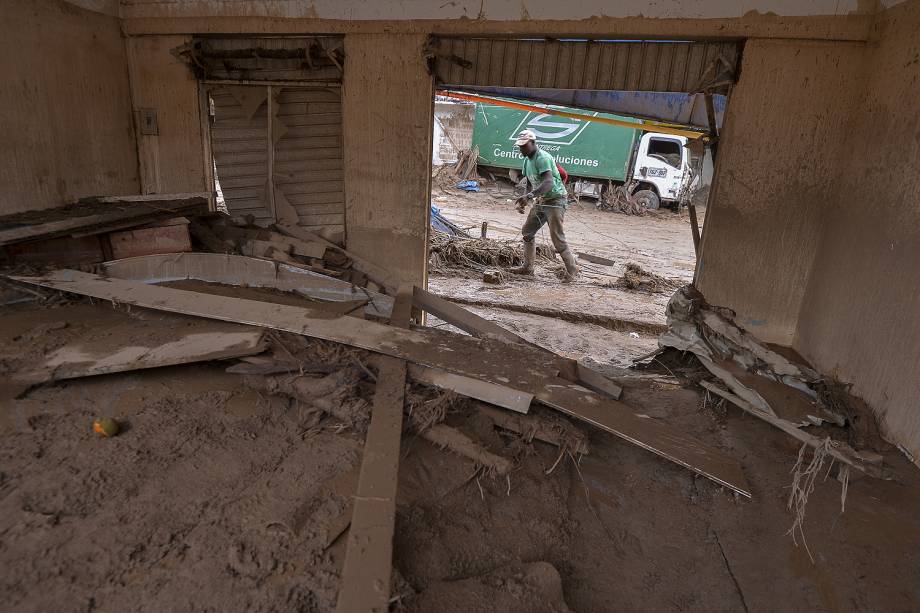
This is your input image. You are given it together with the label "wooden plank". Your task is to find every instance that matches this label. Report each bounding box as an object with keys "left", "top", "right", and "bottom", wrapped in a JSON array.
[
  {"left": 18, "top": 320, "right": 266, "bottom": 384},
  {"left": 9, "top": 271, "right": 749, "bottom": 496},
  {"left": 575, "top": 363, "right": 624, "bottom": 401},
  {"left": 699, "top": 381, "right": 885, "bottom": 479},
  {"left": 413, "top": 286, "right": 622, "bottom": 400},
  {"left": 406, "top": 364, "right": 533, "bottom": 414},
  {"left": 536, "top": 380, "right": 750, "bottom": 497},
  {"left": 0, "top": 195, "right": 209, "bottom": 247},
  {"left": 412, "top": 286, "right": 525, "bottom": 345},
  {"left": 8, "top": 270, "right": 560, "bottom": 391},
  {"left": 100, "top": 252, "right": 393, "bottom": 318},
  {"left": 336, "top": 286, "right": 412, "bottom": 612}
]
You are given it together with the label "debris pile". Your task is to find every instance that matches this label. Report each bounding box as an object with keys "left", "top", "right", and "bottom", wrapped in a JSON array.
[
  {"left": 433, "top": 146, "right": 481, "bottom": 191},
  {"left": 614, "top": 262, "right": 681, "bottom": 293},
  {"left": 429, "top": 233, "right": 554, "bottom": 275},
  {"left": 598, "top": 182, "right": 649, "bottom": 215},
  {"left": 1, "top": 189, "right": 904, "bottom": 608},
  {"left": 645, "top": 284, "right": 893, "bottom": 556}
]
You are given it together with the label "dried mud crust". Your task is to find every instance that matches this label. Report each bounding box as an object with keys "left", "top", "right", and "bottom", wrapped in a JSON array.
[
  {"left": 2, "top": 310, "right": 920, "bottom": 611},
  {"left": 0, "top": 367, "right": 361, "bottom": 612}
]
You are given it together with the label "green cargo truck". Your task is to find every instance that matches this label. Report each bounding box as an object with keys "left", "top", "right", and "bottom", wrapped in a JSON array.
[{"left": 472, "top": 99, "right": 695, "bottom": 210}]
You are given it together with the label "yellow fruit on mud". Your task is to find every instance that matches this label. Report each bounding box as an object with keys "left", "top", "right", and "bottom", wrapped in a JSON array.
[{"left": 93, "top": 417, "right": 120, "bottom": 438}]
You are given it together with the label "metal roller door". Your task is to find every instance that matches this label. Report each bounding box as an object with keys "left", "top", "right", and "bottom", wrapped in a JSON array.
[
  {"left": 431, "top": 38, "right": 740, "bottom": 95},
  {"left": 197, "top": 36, "right": 344, "bottom": 239},
  {"left": 209, "top": 84, "right": 344, "bottom": 236}
]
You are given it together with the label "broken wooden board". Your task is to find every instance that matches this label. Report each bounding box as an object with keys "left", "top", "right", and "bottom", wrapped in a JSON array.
[
  {"left": 479, "top": 405, "right": 589, "bottom": 455},
  {"left": 407, "top": 365, "right": 533, "bottom": 414},
  {"left": 17, "top": 319, "right": 266, "bottom": 385},
  {"left": 0, "top": 193, "right": 209, "bottom": 247},
  {"left": 412, "top": 285, "right": 525, "bottom": 345},
  {"left": 9, "top": 270, "right": 750, "bottom": 496},
  {"left": 99, "top": 252, "right": 394, "bottom": 319},
  {"left": 9, "top": 270, "right": 560, "bottom": 391},
  {"left": 412, "top": 285, "right": 623, "bottom": 400},
  {"left": 336, "top": 287, "right": 412, "bottom": 612},
  {"left": 700, "top": 381, "right": 887, "bottom": 479},
  {"left": 276, "top": 223, "right": 398, "bottom": 294},
  {"left": 536, "top": 379, "right": 751, "bottom": 497},
  {"left": 574, "top": 363, "right": 624, "bottom": 401}
]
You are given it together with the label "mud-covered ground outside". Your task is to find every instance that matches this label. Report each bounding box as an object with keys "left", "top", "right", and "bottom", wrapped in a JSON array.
[{"left": 429, "top": 184, "right": 703, "bottom": 370}]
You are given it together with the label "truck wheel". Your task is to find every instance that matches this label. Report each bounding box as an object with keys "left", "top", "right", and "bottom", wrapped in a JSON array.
[{"left": 633, "top": 189, "right": 660, "bottom": 211}]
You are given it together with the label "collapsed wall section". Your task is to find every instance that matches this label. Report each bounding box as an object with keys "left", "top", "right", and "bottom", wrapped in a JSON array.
[{"left": 0, "top": 0, "right": 139, "bottom": 214}]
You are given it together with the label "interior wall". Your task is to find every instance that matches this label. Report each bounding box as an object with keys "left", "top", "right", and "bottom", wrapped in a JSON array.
[
  {"left": 125, "top": 35, "right": 207, "bottom": 194},
  {"left": 796, "top": 1, "right": 920, "bottom": 459},
  {"left": 342, "top": 34, "right": 433, "bottom": 287},
  {"left": 695, "top": 38, "right": 866, "bottom": 345},
  {"left": 120, "top": 0, "right": 884, "bottom": 21},
  {"left": 0, "top": 0, "right": 139, "bottom": 215}
]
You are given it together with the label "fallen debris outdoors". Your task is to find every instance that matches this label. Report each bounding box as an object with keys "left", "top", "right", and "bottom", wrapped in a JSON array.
[
  {"left": 429, "top": 232, "right": 554, "bottom": 275},
  {"left": 614, "top": 262, "right": 682, "bottom": 293}
]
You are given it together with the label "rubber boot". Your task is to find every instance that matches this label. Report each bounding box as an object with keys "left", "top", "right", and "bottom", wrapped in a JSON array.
[
  {"left": 511, "top": 241, "right": 536, "bottom": 275},
  {"left": 560, "top": 249, "right": 580, "bottom": 283}
]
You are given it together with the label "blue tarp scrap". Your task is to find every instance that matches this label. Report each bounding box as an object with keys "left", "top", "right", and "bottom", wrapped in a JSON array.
[
  {"left": 430, "top": 204, "right": 471, "bottom": 237},
  {"left": 455, "top": 180, "right": 480, "bottom": 192}
]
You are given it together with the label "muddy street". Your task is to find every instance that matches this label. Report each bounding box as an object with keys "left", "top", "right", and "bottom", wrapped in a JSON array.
[{"left": 428, "top": 185, "right": 704, "bottom": 369}]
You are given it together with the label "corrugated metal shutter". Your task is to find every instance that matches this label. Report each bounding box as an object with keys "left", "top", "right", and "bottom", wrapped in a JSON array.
[
  {"left": 432, "top": 38, "right": 740, "bottom": 95},
  {"left": 209, "top": 85, "right": 344, "bottom": 236},
  {"left": 210, "top": 86, "right": 273, "bottom": 224},
  {"left": 273, "top": 86, "right": 344, "bottom": 235}
]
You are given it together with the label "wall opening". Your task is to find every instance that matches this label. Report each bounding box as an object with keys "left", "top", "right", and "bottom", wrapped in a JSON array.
[{"left": 425, "top": 37, "right": 739, "bottom": 362}]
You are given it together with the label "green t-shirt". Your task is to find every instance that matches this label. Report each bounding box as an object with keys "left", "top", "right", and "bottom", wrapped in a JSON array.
[{"left": 523, "top": 148, "right": 567, "bottom": 203}]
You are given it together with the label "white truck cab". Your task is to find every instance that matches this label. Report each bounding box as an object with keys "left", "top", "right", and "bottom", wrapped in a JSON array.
[{"left": 628, "top": 133, "right": 693, "bottom": 210}]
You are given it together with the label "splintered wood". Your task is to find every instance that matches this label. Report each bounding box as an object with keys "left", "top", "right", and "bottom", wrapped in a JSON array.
[{"left": 9, "top": 270, "right": 751, "bottom": 498}]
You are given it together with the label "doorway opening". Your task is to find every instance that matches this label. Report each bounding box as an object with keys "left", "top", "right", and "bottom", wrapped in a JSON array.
[{"left": 425, "top": 37, "right": 737, "bottom": 368}]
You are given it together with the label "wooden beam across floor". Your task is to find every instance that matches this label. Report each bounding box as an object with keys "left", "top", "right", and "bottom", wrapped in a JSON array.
[{"left": 336, "top": 285, "right": 413, "bottom": 612}]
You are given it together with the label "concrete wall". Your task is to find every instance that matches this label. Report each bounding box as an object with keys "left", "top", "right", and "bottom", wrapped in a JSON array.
[
  {"left": 0, "top": 0, "right": 138, "bottom": 214},
  {"left": 433, "top": 101, "right": 474, "bottom": 165},
  {"left": 695, "top": 39, "right": 866, "bottom": 345},
  {"left": 125, "top": 36, "right": 207, "bottom": 194},
  {"left": 796, "top": 1, "right": 920, "bottom": 459},
  {"left": 343, "top": 34, "right": 433, "bottom": 287},
  {"left": 119, "top": 0, "right": 894, "bottom": 20}
]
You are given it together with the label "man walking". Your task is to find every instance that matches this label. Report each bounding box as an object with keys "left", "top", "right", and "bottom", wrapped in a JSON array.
[{"left": 510, "top": 130, "right": 579, "bottom": 282}]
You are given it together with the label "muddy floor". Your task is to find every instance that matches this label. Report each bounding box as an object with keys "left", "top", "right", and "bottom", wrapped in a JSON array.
[{"left": 2, "top": 301, "right": 920, "bottom": 612}]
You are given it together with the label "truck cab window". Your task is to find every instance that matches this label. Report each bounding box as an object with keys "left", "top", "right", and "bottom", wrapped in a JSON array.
[{"left": 648, "top": 138, "right": 682, "bottom": 168}]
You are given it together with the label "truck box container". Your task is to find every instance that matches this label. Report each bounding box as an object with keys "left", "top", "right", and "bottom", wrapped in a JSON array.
[{"left": 471, "top": 99, "right": 642, "bottom": 181}]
